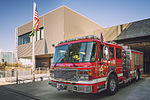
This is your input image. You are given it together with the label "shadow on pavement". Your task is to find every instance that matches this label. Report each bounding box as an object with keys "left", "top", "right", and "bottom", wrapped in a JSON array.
[{"left": 1, "top": 77, "right": 148, "bottom": 100}]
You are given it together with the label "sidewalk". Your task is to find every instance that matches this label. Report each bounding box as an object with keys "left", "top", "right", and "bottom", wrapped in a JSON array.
[
  {"left": 1, "top": 73, "right": 149, "bottom": 86},
  {"left": 0, "top": 82, "right": 15, "bottom": 86},
  {"left": 141, "top": 73, "right": 150, "bottom": 78},
  {"left": 0, "top": 73, "right": 49, "bottom": 86}
]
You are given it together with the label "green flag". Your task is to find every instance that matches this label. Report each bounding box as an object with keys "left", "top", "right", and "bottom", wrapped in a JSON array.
[{"left": 29, "top": 24, "right": 36, "bottom": 37}]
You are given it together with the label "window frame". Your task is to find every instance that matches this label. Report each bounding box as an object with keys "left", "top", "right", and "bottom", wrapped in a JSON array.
[
  {"left": 98, "top": 44, "right": 104, "bottom": 61},
  {"left": 68, "top": 42, "right": 98, "bottom": 63},
  {"left": 40, "top": 27, "right": 44, "bottom": 40},
  {"left": 116, "top": 48, "right": 122, "bottom": 59},
  {"left": 109, "top": 47, "right": 114, "bottom": 59}
]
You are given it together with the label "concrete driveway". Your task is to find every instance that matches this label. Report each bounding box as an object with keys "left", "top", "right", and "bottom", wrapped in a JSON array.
[{"left": 1, "top": 76, "right": 150, "bottom": 100}]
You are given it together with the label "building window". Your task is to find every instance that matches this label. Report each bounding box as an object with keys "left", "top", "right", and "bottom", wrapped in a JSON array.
[
  {"left": 21, "top": 35, "right": 24, "bottom": 44},
  {"left": 26, "top": 33, "right": 30, "bottom": 43},
  {"left": 40, "top": 27, "right": 44, "bottom": 39},
  {"left": 34, "top": 27, "right": 44, "bottom": 42},
  {"left": 37, "top": 30, "right": 40, "bottom": 41},
  {"left": 30, "top": 34, "right": 32, "bottom": 43},
  {"left": 18, "top": 36, "right": 22, "bottom": 45},
  {"left": 18, "top": 33, "right": 30, "bottom": 45},
  {"left": 24, "top": 34, "right": 26, "bottom": 44},
  {"left": 18, "top": 27, "right": 44, "bottom": 45}
]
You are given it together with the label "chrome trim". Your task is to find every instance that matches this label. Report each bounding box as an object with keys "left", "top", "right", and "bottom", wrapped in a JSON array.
[
  {"left": 50, "top": 77, "right": 107, "bottom": 84},
  {"left": 49, "top": 82, "right": 93, "bottom": 93}
]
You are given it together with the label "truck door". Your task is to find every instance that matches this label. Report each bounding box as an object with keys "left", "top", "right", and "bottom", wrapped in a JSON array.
[
  {"left": 109, "top": 47, "right": 115, "bottom": 70},
  {"left": 115, "top": 47, "right": 123, "bottom": 78},
  {"left": 98, "top": 44, "right": 109, "bottom": 78},
  {"left": 97, "top": 44, "right": 108, "bottom": 91}
]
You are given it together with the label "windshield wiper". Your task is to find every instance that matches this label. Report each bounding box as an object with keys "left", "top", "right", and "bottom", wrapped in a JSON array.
[
  {"left": 54, "top": 46, "right": 78, "bottom": 68},
  {"left": 54, "top": 54, "right": 66, "bottom": 67},
  {"left": 72, "top": 62, "right": 78, "bottom": 67}
]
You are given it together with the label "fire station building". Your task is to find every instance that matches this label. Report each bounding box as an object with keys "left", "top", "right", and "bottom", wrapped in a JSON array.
[{"left": 17, "top": 6, "right": 150, "bottom": 72}]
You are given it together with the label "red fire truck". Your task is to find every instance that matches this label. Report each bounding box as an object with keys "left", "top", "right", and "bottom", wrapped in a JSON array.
[{"left": 49, "top": 35, "right": 143, "bottom": 95}]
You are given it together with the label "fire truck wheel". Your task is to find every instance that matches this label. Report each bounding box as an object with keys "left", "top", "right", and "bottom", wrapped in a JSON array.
[
  {"left": 136, "top": 70, "right": 140, "bottom": 81},
  {"left": 107, "top": 74, "right": 118, "bottom": 95}
]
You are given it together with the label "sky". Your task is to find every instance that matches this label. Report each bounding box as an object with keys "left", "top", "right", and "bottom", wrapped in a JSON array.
[{"left": 0, "top": 0, "right": 150, "bottom": 51}]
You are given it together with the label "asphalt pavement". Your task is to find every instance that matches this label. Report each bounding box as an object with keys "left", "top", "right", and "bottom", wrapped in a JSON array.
[{"left": 1, "top": 77, "right": 150, "bottom": 100}]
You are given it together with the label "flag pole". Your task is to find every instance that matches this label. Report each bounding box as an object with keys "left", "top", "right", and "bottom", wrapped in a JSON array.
[{"left": 32, "top": 2, "right": 36, "bottom": 82}]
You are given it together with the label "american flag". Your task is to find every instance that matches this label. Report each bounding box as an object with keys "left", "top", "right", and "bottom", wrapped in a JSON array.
[
  {"left": 34, "top": 7, "right": 39, "bottom": 31},
  {"left": 30, "top": 2, "right": 39, "bottom": 37}
]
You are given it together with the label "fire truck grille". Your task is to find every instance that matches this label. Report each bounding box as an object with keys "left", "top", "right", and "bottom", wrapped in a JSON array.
[{"left": 54, "top": 69, "right": 78, "bottom": 81}]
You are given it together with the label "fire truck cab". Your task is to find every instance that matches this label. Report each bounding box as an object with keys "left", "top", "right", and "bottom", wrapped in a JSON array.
[{"left": 49, "top": 35, "right": 143, "bottom": 95}]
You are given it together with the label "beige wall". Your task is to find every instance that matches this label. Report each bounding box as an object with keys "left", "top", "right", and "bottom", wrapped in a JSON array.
[
  {"left": 17, "top": 7, "right": 65, "bottom": 58},
  {"left": 18, "top": 6, "right": 132, "bottom": 58},
  {"left": 17, "top": 6, "right": 105, "bottom": 58},
  {"left": 17, "top": 39, "right": 45, "bottom": 58},
  {"left": 44, "top": 7, "right": 64, "bottom": 54},
  {"left": 103, "top": 26, "right": 119, "bottom": 41},
  {"left": 103, "top": 23, "right": 131, "bottom": 41},
  {"left": 18, "top": 17, "right": 44, "bottom": 36},
  {"left": 64, "top": 7, "right": 104, "bottom": 40}
]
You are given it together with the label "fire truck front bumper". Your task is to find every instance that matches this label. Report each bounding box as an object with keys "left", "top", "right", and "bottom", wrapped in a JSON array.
[{"left": 48, "top": 81, "right": 93, "bottom": 93}]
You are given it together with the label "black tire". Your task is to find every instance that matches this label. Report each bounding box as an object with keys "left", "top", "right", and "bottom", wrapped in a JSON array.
[
  {"left": 136, "top": 70, "right": 140, "bottom": 81},
  {"left": 107, "top": 74, "right": 118, "bottom": 95}
]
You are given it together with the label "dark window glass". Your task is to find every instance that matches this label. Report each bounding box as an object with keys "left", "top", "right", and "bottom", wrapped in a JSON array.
[
  {"left": 98, "top": 44, "right": 103, "bottom": 61},
  {"left": 109, "top": 47, "right": 114, "bottom": 59},
  {"left": 40, "top": 27, "right": 44, "bottom": 40},
  {"left": 21, "top": 35, "right": 24, "bottom": 44},
  {"left": 53, "top": 45, "right": 68, "bottom": 63},
  {"left": 18, "top": 37, "right": 19, "bottom": 45},
  {"left": 18, "top": 36, "right": 22, "bottom": 45},
  {"left": 52, "top": 42, "right": 97, "bottom": 63},
  {"left": 22, "top": 35, "right": 24, "bottom": 44},
  {"left": 116, "top": 48, "right": 121, "bottom": 59},
  {"left": 69, "top": 42, "right": 97, "bottom": 63},
  {"left": 24, "top": 34, "right": 26, "bottom": 44},
  {"left": 26, "top": 33, "right": 30, "bottom": 43}
]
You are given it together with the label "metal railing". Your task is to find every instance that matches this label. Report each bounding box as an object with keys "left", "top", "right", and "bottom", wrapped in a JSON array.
[{"left": 0, "top": 67, "right": 50, "bottom": 84}]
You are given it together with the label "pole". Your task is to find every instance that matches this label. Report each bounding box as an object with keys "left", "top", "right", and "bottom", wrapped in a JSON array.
[
  {"left": 32, "top": 36, "right": 35, "bottom": 82},
  {"left": 15, "top": 27, "right": 18, "bottom": 84},
  {"left": 32, "top": 2, "right": 36, "bottom": 82},
  {"left": 14, "top": 28, "right": 17, "bottom": 63}
]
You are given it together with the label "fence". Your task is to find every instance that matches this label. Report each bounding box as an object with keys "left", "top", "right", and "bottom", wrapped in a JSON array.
[{"left": 0, "top": 67, "right": 50, "bottom": 84}]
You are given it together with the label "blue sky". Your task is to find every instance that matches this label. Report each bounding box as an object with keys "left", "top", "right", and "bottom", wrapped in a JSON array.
[{"left": 0, "top": 0, "right": 150, "bottom": 51}]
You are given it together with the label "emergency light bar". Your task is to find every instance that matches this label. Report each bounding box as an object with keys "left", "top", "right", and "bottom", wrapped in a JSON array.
[{"left": 58, "top": 35, "right": 101, "bottom": 44}]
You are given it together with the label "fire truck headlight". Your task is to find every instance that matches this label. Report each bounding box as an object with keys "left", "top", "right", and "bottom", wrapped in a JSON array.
[{"left": 78, "top": 70, "right": 93, "bottom": 81}]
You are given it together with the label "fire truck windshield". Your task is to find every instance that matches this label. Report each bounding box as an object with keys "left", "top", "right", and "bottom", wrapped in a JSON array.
[
  {"left": 53, "top": 42, "right": 97, "bottom": 63},
  {"left": 53, "top": 45, "right": 68, "bottom": 63},
  {"left": 68, "top": 42, "right": 97, "bottom": 63}
]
